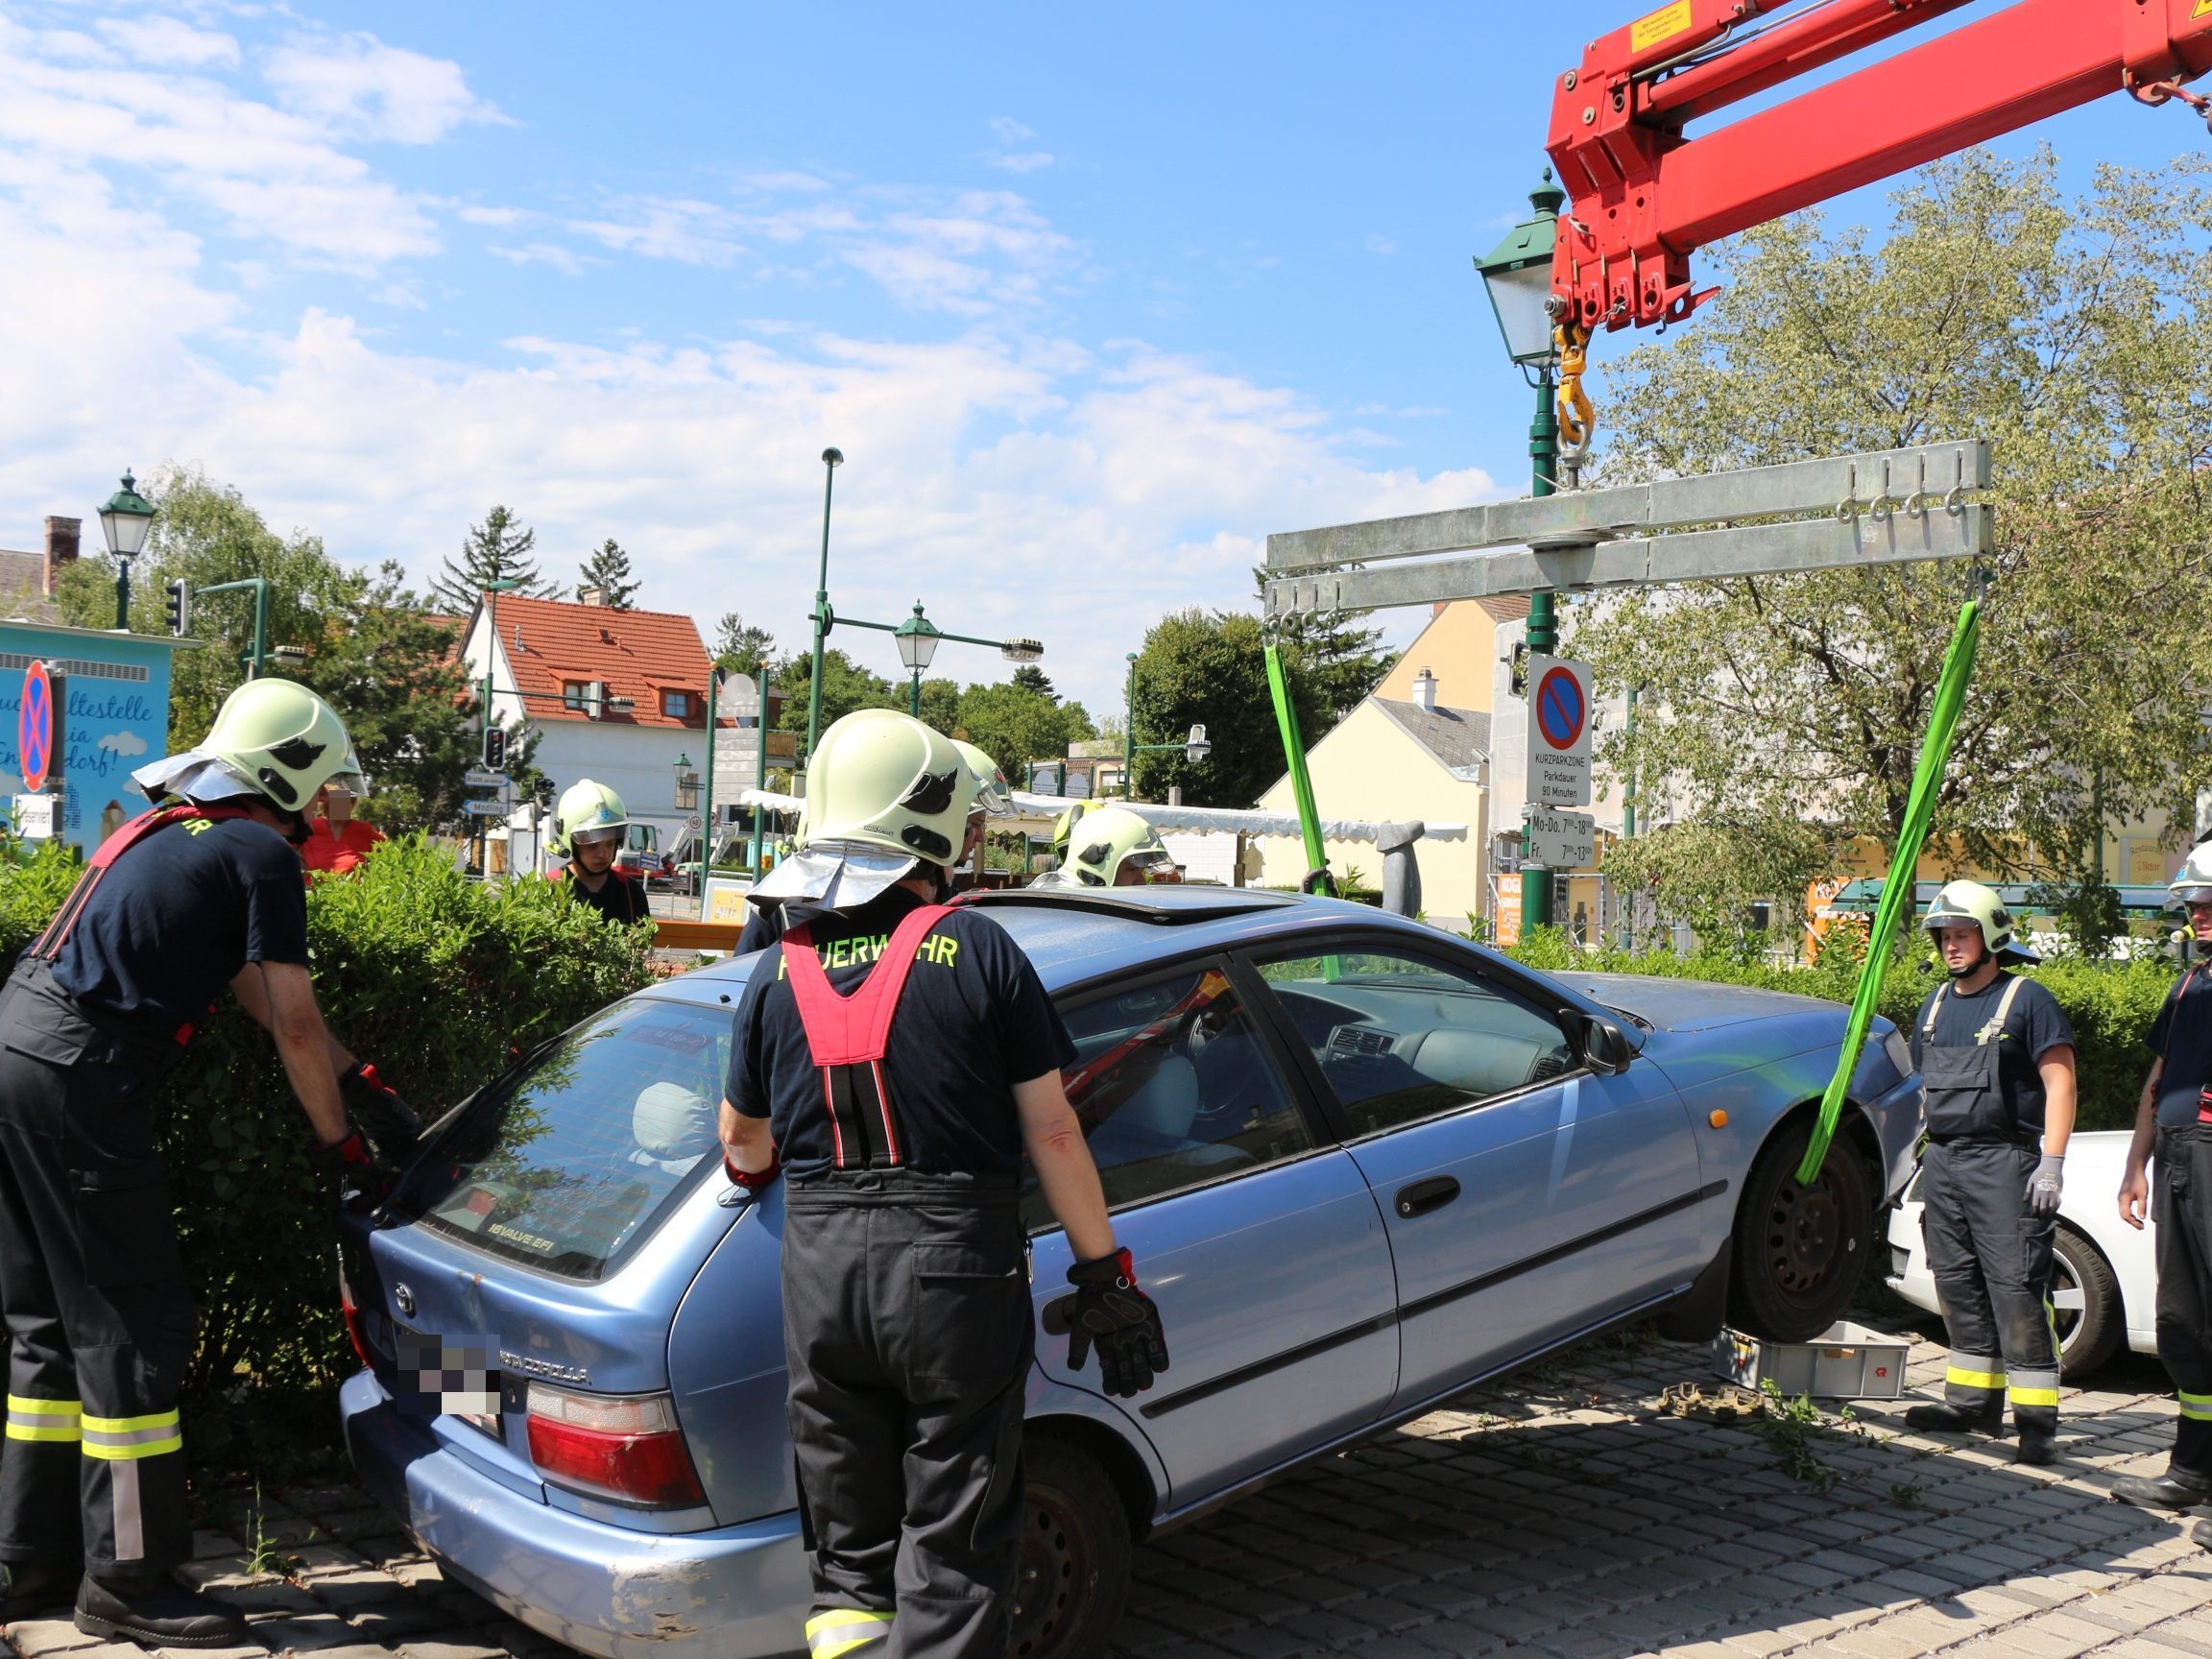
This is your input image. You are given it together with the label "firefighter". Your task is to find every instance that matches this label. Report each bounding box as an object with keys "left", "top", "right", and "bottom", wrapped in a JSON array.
[
  {"left": 0, "top": 680, "right": 418, "bottom": 1646},
  {"left": 1902, "top": 880, "right": 2077, "bottom": 1466},
  {"left": 550, "top": 780, "right": 649, "bottom": 926},
  {"left": 948, "top": 738, "right": 1012, "bottom": 894},
  {"left": 717, "top": 709, "right": 1166, "bottom": 1659},
  {"left": 298, "top": 748, "right": 384, "bottom": 878},
  {"left": 2114, "top": 846, "right": 2212, "bottom": 1511},
  {"left": 1032, "top": 805, "right": 1179, "bottom": 889}
]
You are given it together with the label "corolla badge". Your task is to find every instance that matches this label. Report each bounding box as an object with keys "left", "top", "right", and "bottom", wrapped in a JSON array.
[{"left": 394, "top": 1283, "right": 416, "bottom": 1318}]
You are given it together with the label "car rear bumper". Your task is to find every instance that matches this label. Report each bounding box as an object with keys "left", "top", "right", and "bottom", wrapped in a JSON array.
[{"left": 340, "top": 1370, "right": 808, "bottom": 1659}]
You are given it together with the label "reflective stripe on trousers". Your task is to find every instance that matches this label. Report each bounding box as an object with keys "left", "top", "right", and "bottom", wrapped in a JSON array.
[
  {"left": 4, "top": 1394, "right": 82, "bottom": 1443},
  {"left": 807, "top": 1608, "right": 894, "bottom": 1658}
]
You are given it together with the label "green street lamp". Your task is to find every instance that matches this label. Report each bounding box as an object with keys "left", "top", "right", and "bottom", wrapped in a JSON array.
[
  {"left": 673, "top": 752, "right": 699, "bottom": 812},
  {"left": 893, "top": 602, "right": 943, "bottom": 717},
  {"left": 803, "top": 445, "right": 845, "bottom": 770},
  {"left": 97, "top": 469, "right": 156, "bottom": 630},
  {"left": 1476, "top": 169, "right": 1568, "bottom": 931}
]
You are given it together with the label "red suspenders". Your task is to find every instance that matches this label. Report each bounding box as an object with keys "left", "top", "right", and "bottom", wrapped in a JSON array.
[
  {"left": 26, "top": 804, "right": 252, "bottom": 1047},
  {"left": 780, "top": 904, "right": 952, "bottom": 1172}
]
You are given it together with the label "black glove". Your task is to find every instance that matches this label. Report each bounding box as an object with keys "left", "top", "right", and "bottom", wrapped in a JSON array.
[
  {"left": 1065, "top": 1248, "right": 1168, "bottom": 1397},
  {"left": 310, "top": 1128, "right": 385, "bottom": 1216},
  {"left": 341, "top": 1062, "right": 424, "bottom": 1164}
]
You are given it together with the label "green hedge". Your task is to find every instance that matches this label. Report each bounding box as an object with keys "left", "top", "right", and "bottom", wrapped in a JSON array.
[
  {"left": 1501, "top": 929, "right": 2176, "bottom": 1133},
  {"left": 0, "top": 837, "right": 655, "bottom": 1478}
]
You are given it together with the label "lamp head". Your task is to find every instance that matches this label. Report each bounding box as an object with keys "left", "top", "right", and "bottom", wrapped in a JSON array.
[{"left": 822, "top": 446, "right": 844, "bottom": 469}]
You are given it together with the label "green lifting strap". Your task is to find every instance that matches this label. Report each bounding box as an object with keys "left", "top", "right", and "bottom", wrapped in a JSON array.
[
  {"left": 1794, "top": 599, "right": 1982, "bottom": 1187},
  {"left": 1263, "top": 644, "right": 1330, "bottom": 887}
]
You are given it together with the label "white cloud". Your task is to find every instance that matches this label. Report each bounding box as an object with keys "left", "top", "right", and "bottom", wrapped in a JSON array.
[
  {"left": 491, "top": 241, "right": 589, "bottom": 274},
  {"left": 97, "top": 730, "right": 150, "bottom": 757},
  {"left": 97, "top": 15, "right": 242, "bottom": 69},
  {"left": 1365, "top": 233, "right": 1398, "bottom": 255},
  {"left": 456, "top": 203, "right": 528, "bottom": 227},
  {"left": 263, "top": 30, "right": 507, "bottom": 145},
  {"left": 991, "top": 152, "right": 1053, "bottom": 174},
  {"left": 987, "top": 116, "right": 1035, "bottom": 145}
]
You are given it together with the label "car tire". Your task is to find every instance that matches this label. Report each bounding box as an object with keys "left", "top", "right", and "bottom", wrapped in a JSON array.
[
  {"left": 2054, "top": 1222, "right": 2124, "bottom": 1382},
  {"left": 1011, "top": 1434, "right": 1133, "bottom": 1659},
  {"left": 1726, "top": 1118, "right": 1875, "bottom": 1342}
]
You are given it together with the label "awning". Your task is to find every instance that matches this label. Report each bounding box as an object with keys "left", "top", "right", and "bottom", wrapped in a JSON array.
[{"left": 1007, "top": 791, "right": 1468, "bottom": 843}]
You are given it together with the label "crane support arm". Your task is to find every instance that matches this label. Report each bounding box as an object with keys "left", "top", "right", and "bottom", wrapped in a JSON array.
[{"left": 1548, "top": 0, "right": 2212, "bottom": 334}]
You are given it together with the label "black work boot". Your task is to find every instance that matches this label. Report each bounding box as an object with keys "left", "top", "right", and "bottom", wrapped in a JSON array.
[
  {"left": 2014, "top": 1431, "right": 2058, "bottom": 1467},
  {"left": 73, "top": 1575, "right": 251, "bottom": 1650},
  {"left": 1, "top": 1558, "right": 81, "bottom": 1619},
  {"left": 2111, "top": 1471, "right": 2212, "bottom": 1510},
  {"left": 1903, "top": 1401, "right": 2006, "bottom": 1435}
]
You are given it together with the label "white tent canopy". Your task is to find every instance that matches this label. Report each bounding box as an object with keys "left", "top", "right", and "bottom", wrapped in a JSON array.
[{"left": 1008, "top": 791, "right": 1467, "bottom": 843}]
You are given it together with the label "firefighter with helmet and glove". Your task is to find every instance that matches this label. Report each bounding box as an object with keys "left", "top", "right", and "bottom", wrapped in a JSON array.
[
  {"left": 551, "top": 779, "right": 649, "bottom": 926},
  {"left": 718, "top": 709, "right": 1166, "bottom": 1659},
  {"left": 1903, "top": 880, "right": 2077, "bottom": 1465},
  {"left": 1031, "top": 804, "right": 1180, "bottom": 889},
  {"left": 0, "top": 680, "right": 420, "bottom": 1647},
  {"left": 2114, "top": 845, "right": 2212, "bottom": 1513}
]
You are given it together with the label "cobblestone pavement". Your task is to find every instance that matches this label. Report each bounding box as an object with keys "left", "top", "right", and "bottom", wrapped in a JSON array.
[{"left": 8, "top": 1316, "right": 2212, "bottom": 1659}]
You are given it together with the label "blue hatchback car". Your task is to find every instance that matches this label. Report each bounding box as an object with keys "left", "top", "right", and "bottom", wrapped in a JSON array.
[{"left": 337, "top": 889, "right": 1922, "bottom": 1659}]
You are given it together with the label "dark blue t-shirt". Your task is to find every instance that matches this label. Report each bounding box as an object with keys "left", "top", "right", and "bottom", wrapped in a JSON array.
[
  {"left": 1911, "top": 973, "right": 2075, "bottom": 1137},
  {"left": 2148, "top": 965, "right": 2212, "bottom": 1128},
  {"left": 726, "top": 887, "right": 1074, "bottom": 1181},
  {"left": 46, "top": 813, "right": 309, "bottom": 1031}
]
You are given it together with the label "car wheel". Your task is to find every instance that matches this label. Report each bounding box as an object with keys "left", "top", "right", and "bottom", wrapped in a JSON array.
[
  {"left": 1726, "top": 1118, "right": 1875, "bottom": 1342},
  {"left": 1010, "top": 1435, "right": 1132, "bottom": 1659},
  {"left": 2053, "top": 1222, "right": 2124, "bottom": 1382}
]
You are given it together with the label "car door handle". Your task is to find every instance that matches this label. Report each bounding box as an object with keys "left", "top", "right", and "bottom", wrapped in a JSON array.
[{"left": 1395, "top": 1176, "right": 1460, "bottom": 1218}]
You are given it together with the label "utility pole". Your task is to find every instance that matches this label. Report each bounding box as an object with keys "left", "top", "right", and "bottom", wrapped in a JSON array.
[
  {"left": 804, "top": 447, "right": 844, "bottom": 771},
  {"left": 1522, "top": 336, "right": 1561, "bottom": 933}
]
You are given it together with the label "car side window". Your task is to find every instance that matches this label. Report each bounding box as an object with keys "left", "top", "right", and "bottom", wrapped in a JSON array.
[
  {"left": 1254, "top": 947, "right": 1575, "bottom": 1139},
  {"left": 1021, "top": 965, "right": 1314, "bottom": 1228}
]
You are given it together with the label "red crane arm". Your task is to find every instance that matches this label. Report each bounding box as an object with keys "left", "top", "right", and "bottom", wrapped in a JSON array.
[{"left": 1547, "top": 0, "right": 2212, "bottom": 334}]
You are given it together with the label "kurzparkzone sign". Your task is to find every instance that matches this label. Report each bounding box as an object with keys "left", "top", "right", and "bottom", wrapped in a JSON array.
[
  {"left": 1526, "top": 656, "right": 1593, "bottom": 808},
  {"left": 1524, "top": 807, "right": 1596, "bottom": 871}
]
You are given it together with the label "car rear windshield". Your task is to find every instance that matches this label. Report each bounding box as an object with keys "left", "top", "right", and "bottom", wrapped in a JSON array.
[{"left": 394, "top": 998, "right": 732, "bottom": 1282}]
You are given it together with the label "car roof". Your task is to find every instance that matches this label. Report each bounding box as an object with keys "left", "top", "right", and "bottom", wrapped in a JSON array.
[{"left": 666, "top": 887, "right": 1474, "bottom": 997}]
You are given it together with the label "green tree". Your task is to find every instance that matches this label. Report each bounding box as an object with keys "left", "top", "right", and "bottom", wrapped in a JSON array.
[
  {"left": 952, "top": 682, "right": 1093, "bottom": 785},
  {"left": 914, "top": 677, "right": 961, "bottom": 733},
  {"left": 1009, "top": 663, "right": 1057, "bottom": 702},
  {"left": 1130, "top": 609, "right": 1328, "bottom": 808},
  {"left": 712, "top": 612, "right": 781, "bottom": 677},
  {"left": 1574, "top": 150, "right": 2212, "bottom": 888},
  {"left": 1600, "top": 818, "right": 1829, "bottom": 958},
  {"left": 430, "top": 505, "right": 556, "bottom": 613},
  {"left": 576, "top": 538, "right": 640, "bottom": 609},
  {"left": 775, "top": 648, "right": 896, "bottom": 737}
]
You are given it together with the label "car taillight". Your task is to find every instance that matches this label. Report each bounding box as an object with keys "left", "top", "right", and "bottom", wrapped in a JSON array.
[
  {"left": 524, "top": 1383, "right": 705, "bottom": 1508},
  {"left": 338, "top": 1274, "right": 373, "bottom": 1370}
]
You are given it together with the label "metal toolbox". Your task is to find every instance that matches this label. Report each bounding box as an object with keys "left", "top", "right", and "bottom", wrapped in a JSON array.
[{"left": 1712, "top": 1321, "right": 1910, "bottom": 1400}]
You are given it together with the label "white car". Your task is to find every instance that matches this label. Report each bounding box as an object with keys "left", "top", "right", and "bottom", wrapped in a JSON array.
[{"left": 1887, "top": 1129, "right": 2157, "bottom": 1379}]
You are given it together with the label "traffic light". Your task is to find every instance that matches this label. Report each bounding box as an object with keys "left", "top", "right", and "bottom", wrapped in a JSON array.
[
  {"left": 483, "top": 726, "right": 508, "bottom": 770},
  {"left": 533, "top": 776, "right": 555, "bottom": 810},
  {"left": 163, "top": 578, "right": 190, "bottom": 637}
]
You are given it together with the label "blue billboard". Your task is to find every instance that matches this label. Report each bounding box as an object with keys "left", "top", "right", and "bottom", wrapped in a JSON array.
[{"left": 0, "top": 626, "right": 188, "bottom": 854}]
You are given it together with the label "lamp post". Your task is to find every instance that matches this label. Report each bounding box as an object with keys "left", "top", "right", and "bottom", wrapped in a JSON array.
[
  {"left": 893, "top": 603, "right": 943, "bottom": 716},
  {"left": 195, "top": 578, "right": 272, "bottom": 678},
  {"left": 1477, "top": 169, "right": 1567, "bottom": 931},
  {"left": 1121, "top": 652, "right": 1213, "bottom": 798},
  {"left": 803, "top": 446, "right": 844, "bottom": 770},
  {"left": 97, "top": 470, "right": 156, "bottom": 631}
]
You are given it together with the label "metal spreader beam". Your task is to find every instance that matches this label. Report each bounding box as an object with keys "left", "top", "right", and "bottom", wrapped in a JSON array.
[{"left": 1262, "top": 440, "right": 1991, "bottom": 619}]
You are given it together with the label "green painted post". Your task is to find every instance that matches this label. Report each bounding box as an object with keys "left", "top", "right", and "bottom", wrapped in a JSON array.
[
  {"left": 697, "top": 670, "right": 717, "bottom": 919},
  {"left": 753, "top": 666, "right": 770, "bottom": 874},
  {"left": 1121, "top": 653, "right": 1137, "bottom": 799},
  {"left": 805, "top": 448, "right": 842, "bottom": 768},
  {"left": 1522, "top": 365, "right": 1560, "bottom": 933}
]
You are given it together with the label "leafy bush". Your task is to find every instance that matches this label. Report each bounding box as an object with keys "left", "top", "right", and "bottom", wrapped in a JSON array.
[
  {"left": 1502, "top": 927, "right": 2177, "bottom": 1131},
  {"left": 0, "top": 836, "right": 655, "bottom": 1478}
]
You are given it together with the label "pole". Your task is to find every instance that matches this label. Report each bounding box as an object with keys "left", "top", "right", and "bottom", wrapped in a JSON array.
[
  {"left": 753, "top": 665, "right": 770, "bottom": 875},
  {"left": 114, "top": 561, "right": 130, "bottom": 632},
  {"left": 805, "top": 453, "right": 839, "bottom": 767},
  {"left": 698, "top": 670, "right": 717, "bottom": 920},
  {"left": 1522, "top": 363, "right": 1560, "bottom": 933},
  {"left": 251, "top": 580, "right": 268, "bottom": 679},
  {"left": 1622, "top": 683, "right": 1638, "bottom": 950},
  {"left": 2092, "top": 763, "right": 2105, "bottom": 888},
  {"left": 1122, "top": 653, "right": 1137, "bottom": 800},
  {"left": 909, "top": 667, "right": 922, "bottom": 718},
  {"left": 480, "top": 586, "right": 496, "bottom": 877}
]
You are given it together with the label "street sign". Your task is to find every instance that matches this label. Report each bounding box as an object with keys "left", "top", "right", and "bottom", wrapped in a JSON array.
[
  {"left": 464, "top": 767, "right": 508, "bottom": 788},
  {"left": 12, "top": 794, "right": 55, "bottom": 839},
  {"left": 462, "top": 800, "right": 508, "bottom": 817},
  {"left": 1525, "top": 807, "right": 1597, "bottom": 870},
  {"left": 1526, "top": 656, "right": 1593, "bottom": 807},
  {"left": 18, "top": 661, "right": 52, "bottom": 794}
]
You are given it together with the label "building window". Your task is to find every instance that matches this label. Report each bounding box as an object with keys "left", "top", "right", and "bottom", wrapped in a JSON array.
[
  {"left": 564, "top": 682, "right": 589, "bottom": 711},
  {"left": 661, "top": 689, "right": 691, "bottom": 719}
]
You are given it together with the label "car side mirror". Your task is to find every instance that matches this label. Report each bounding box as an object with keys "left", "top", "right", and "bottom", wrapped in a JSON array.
[{"left": 1580, "top": 1014, "right": 1632, "bottom": 1075}]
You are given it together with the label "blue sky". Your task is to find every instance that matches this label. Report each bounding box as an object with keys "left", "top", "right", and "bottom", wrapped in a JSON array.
[{"left": 0, "top": 1, "right": 2191, "bottom": 716}]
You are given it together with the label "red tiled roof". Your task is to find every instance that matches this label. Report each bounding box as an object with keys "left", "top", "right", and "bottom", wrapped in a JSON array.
[{"left": 477, "top": 594, "right": 722, "bottom": 731}]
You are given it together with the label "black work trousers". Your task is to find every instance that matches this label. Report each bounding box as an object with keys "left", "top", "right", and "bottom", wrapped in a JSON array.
[
  {"left": 2154, "top": 1124, "right": 2212, "bottom": 1479},
  {"left": 0, "top": 973, "right": 193, "bottom": 1575},
  {"left": 1921, "top": 1139, "right": 2060, "bottom": 1436},
  {"left": 781, "top": 1170, "right": 1032, "bottom": 1659}
]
